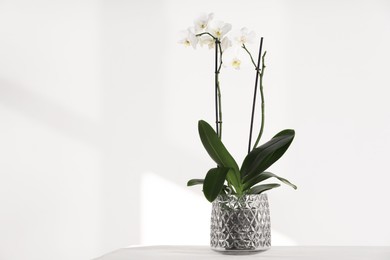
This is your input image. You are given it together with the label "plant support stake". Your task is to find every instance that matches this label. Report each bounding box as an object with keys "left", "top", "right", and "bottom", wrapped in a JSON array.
[
  {"left": 248, "top": 37, "right": 263, "bottom": 153},
  {"left": 215, "top": 39, "right": 220, "bottom": 137}
]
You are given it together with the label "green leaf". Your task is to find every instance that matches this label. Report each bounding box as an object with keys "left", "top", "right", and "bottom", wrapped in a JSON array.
[
  {"left": 187, "top": 179, "right": 204, "bottom": 186},
  {"left": 203, "top": 167, "right": 231, "bottom": 202},
  {"left": 243, "top": 172, "right": 297, "bottom": 190},
  {"left": 198, "top": 120, "right": 241, "bottom": 193},
  {"left": 247, "top": 183, "right": 281, "bottom": 194},
  {"left": 241, "top": 129, "right": 295, "bottom": 182}
]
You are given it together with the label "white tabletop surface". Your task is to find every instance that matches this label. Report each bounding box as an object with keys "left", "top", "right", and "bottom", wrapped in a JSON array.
[{"left": 94, "top": 245, "right": 390, "bottom": 260}]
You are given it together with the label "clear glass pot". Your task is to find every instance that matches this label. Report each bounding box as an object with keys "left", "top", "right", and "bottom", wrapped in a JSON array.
[{"left": 210, "top": 193, "right": 271, "bottom": 253}]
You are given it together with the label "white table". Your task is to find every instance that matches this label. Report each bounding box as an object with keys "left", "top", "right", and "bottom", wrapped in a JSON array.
[{"left": 95, "top": 246, "right": 390, "bottom": 260}]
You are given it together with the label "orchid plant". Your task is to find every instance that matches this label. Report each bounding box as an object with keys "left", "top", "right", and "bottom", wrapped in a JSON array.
[{"left": 180, "top": 13, "right": 297, "bottom": 202}]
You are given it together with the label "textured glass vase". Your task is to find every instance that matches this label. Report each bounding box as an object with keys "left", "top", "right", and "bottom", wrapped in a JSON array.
[{"left": 210, "top": 194, "right": 271, "bottom": 253}]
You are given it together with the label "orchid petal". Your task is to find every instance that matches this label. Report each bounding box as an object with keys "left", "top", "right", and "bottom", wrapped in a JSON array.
[
  {"left": 178, "top": 27, "right": 198, "bottom": 49},
  {"left": 209, "top": 20, "right": 232, "bottom": 39},
  {"left": 194, "top": 12, "right": 214, "bottom": 33},
  {"left": 235, "top": 27, "right": 256, "bottom": 45}
]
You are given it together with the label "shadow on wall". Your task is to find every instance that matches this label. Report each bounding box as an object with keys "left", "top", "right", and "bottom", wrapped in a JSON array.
[
  {"left": 0, "top": 78, "right": 144, "bottom": 254},
  {"left": 0, "top": 80, "right": 100, "bottom": 145}
]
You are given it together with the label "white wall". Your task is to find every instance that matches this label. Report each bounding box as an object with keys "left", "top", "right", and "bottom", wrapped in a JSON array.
[{"left": 0, "top": 0, "right": 389, "bottom": 259}]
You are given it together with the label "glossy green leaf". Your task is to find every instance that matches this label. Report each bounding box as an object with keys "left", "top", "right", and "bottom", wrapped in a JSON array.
[
  {"left": 241, "top": 129, "right": 295, "bottom": 182},
  {"left": 243, "top": 172, "right": 297, "bottom": 190},
  {"left": 247, "top": 183, "right": 281, "bottom": 194},
  {"left": 198, "top": 120, "right": 242, "bottom": 193},
  {"left": 187, "top": 179, "right": 204, "bottom": 186},
  {"left": 203, "top": 167, "right": 231, "bottom": 202}
]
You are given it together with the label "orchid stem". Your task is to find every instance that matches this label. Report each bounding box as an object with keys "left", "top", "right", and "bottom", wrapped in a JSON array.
[
  {"left": 217, "top": 40, "right": 223, "bottom": 139},
  {"left": 196, "top": 32, "right": 223, "bottom": 139},
  {"left": 252, "top": 51, "right": 266, "bottom": 149},
  {"left": 196, "top": 32, "right": 216, "bottom": 40},
  {"left": 214, "top": 40, "right": 220, "bottom": 137}
]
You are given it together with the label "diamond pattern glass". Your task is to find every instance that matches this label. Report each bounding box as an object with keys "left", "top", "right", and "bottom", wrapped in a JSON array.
[{"left": 210, "top": 194, "right": 271, "bottom": 252}]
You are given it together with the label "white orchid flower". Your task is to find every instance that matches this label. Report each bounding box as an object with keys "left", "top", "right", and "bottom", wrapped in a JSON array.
[
  {"left": 199, "top": 35, "right": 231, "bottom": 51},
  {"left": 235, "top": 27, "right": 256, "bottom": 45},
  {"left": 223, "top": 46, "right": 245, "bottom": 70},
  {"left": 220, "top": 37, "right": 232, "bottom": 52},
  {"left": 231, "top": 57, "right": 242, "bottom": 70},
  {"left": 208, "top": 20, "right": 232, "bottom": 39},
  {"left": 194, "top": 13, "right": 214, "bottom": 33},
  {"left": 198, "top": 34, "right": 215, "bottom": 49},
  {"left": 178, "top": 27, "right": 198, "bottom": 49}
]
